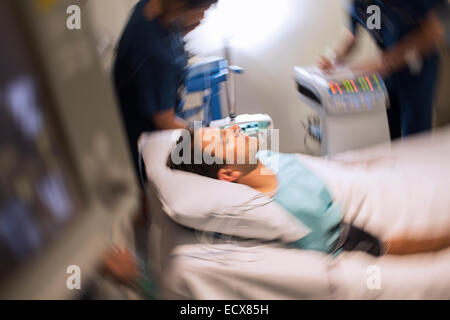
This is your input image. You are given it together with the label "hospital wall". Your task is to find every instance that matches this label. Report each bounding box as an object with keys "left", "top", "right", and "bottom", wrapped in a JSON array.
[
  {"left": 85, "top": 0, "right": 139, "bottom": 70},
  {"left": 86, "top": 0, "right": 450, "bottom": 154}
]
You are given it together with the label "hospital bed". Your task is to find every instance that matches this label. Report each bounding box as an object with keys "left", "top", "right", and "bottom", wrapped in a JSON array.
[{"left": 139, "top": 126, "right": 450, "bottom": 300}]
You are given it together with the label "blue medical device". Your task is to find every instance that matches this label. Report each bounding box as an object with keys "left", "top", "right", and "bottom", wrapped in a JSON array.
[
  {"left": 180, "top": 57, "right": 230, "bottom": 125},
  {"left": 183, "top": 56, "right": 273, "bottom": 137}
]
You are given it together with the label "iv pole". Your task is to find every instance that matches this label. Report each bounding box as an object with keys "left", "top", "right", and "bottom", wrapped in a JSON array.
[{"left": 223, "top": 37, "right": 243, "bottom": 123}]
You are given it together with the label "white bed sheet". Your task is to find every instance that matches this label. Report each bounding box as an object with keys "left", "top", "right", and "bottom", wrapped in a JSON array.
[{"left": 145, "top": 126, "right": 450, "bottom": 300}]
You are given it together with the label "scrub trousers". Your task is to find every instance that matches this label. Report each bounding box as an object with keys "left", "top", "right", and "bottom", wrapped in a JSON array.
[{"left": 385, "top": 54, "right": 439, "bottom": 140}]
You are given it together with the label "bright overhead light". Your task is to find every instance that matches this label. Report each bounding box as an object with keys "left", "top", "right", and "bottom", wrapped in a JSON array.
[{"left": 187, "top": 0, "right": 292, "bottom": 52}]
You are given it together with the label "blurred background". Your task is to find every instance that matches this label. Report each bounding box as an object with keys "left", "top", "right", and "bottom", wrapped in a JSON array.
[
  {"left": 0, "top": 0, "right": 449, "bottom": 299},
  {"left": 87, "top": 0, "right": 450, "bottom": 153}
]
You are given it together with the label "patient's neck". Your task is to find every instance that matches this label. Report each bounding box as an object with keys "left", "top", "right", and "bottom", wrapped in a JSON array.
[{"left": 237, "top": 161, "right": 278, "bottom": 195}]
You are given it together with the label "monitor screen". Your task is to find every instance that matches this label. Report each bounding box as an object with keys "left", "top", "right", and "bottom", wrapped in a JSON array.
[{"left": 0, "top": 2, "right": 82, "bottom": 279}]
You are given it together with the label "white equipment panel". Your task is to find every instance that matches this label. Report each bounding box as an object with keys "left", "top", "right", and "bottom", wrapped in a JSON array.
[{"left": 294, "top": 66, "right": 390, "bottom": 155}]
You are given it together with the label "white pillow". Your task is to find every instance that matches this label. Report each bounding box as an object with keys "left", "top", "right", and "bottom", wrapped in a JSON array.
[{"left": 139, "top": 130, "right": 311, "bottom": 243}]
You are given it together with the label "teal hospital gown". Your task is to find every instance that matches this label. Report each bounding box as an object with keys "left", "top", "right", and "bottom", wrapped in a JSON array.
[{"left": 257, "top": 151, "right": 342, "bottom": 253}]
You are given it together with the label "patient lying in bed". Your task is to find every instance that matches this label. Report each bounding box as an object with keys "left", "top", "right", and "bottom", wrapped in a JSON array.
[{"left": 167, "top": 125, "right": 450, "bottom": 256}]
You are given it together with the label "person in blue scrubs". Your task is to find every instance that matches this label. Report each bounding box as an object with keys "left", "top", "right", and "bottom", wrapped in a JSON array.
[
  {"left": 107, "top": 0, "right": 217, "bottom": 291},
  {"left": 114, "top": 0, "right": 217, "bottom": 181},
  {"left": 318, "top": 0, "right": 446, "bottom": 139}
]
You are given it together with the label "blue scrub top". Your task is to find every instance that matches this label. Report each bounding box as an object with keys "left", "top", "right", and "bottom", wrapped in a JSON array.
[
  {"left": 113, "top": 0, "right": 188, "bottom": 177},
  {"left": 257, "top": 151, "right": 342, "bottom": 254},
  {"left": 348, "top": 0, "right": 444, "bottom": 50},
  {"left": 348, "top": 0, "right": 444, "bottom": 138}
]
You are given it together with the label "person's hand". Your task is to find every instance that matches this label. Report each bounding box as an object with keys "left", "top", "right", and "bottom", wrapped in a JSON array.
[
  {"left": 101, "top": 246, "right": 139, "bottom": 286},
  {"left": 317, "top": 55, "right": 336, "bottom": 73}
]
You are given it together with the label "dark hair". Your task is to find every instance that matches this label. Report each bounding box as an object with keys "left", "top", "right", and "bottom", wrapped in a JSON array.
[
  {"left": 166, "top": 129, "right": 224, "bottom": 179},
  {"left": 183, "top": 0, "right": 218, "bottom": 8},
  {"left": 167, "top": 0, "right": 217, "bottom": 9}
]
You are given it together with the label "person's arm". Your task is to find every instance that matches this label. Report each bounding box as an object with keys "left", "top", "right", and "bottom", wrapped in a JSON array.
[
  {"left": 318, "top": 1, "right": 360, "bottom": 72},
  {"left": 385, "top": 234, "right": 450, "bottom": 255},
  {"left": 351, "top": 11, "right": 445, "bottom": 77},
  {"left": 335, "top": 28, "right": 359, "bottom": 64},
  {"left": 133, "top": 57, "right": 188, "bottom": 130},
  {"left": 318, "top": 28, "right": 358, "bottom": 71},
  {"left": 153, "top": 108, "right": 187, "bottom": 130},
  {"left": 383, "top": 11, "right": 445, "bottom": 73}
]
